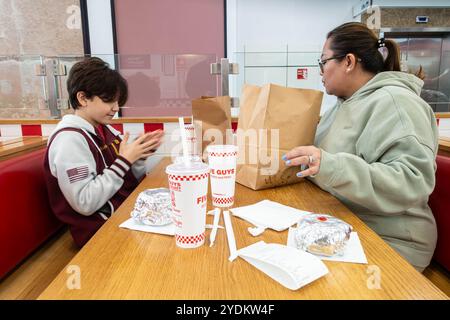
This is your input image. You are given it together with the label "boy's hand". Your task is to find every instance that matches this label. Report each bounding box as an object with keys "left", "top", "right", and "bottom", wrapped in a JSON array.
[
  {"left": 139, "top": 130, "right": 164, "bottom": 157},
  {"left": 140, "top": 129, "right": 163, "bottom": 143},
  {"left": 119, "top": 130, "right": 164, "bottom": 164}
]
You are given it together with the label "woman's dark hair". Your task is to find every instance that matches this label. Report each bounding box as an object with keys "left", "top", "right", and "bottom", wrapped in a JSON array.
[
  {"left": 326, "top": 22, "right": 401, "bottom": 75},
  {"left": 67, "top": 57, "right": 128, "bottom": 109}
]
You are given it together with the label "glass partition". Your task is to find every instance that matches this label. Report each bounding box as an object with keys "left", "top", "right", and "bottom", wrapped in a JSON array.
[
  {"left": 0, "top": 55, "right": 48, "bottom": 118},
  {"left": 1, "top": 49, "right": 448, "bottom": 120},
  {"left": 391, "top": 36, "right": 450, "bottom": 113},
  {"left": 231, "top": 50, "right": 335, "bottom": 113},
  {"left": 117, "top": 53, "right": 218, "bottom": 117},
  {"left": 232, "top": 50, "right": 323, "bottom": 92},
  {"left": 232, "top": 46, "right": 450, "bottom": 114},
  {"left": 0, "top": 53, "right": 219, "bottom": 119}
]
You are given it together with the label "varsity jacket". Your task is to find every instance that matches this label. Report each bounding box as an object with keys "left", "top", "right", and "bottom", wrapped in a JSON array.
[{"left": 44, "top": 115, "right": 146, "bottom": 247}]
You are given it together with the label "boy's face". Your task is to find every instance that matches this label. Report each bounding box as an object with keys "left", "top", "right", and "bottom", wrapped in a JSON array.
[{"left": 77, "top": 95, "right": 120, "bottom": 126}]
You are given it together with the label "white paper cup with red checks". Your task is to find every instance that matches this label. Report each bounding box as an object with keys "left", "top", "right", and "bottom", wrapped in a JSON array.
[
  {"left": 184, "top": 124, "right": 197, "bottom": 156},
  {"left": 166, "top": 162, "right": 209, "bottom": 249},
  {"left": 207, "top": 145, "right": 238, "bottom": 208}
]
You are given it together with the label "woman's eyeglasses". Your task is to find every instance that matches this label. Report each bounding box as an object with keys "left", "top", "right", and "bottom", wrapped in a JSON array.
[
  {"left": 318, "top": 55, "right": 345, "bottom": 73},
  {"left": 318, "top": 55, "right": 361, "bottom": 73}
]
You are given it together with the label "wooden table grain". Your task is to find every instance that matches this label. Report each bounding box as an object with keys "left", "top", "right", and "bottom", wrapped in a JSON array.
[
  {"left": 439, "top": 137, "right": 450, "bottom": 157},
  {"left": 38, "top": 158, "right": 448, "bottom": 300},
  {"left": 0, "top": 136, "right": 47, "bottom": 161}
]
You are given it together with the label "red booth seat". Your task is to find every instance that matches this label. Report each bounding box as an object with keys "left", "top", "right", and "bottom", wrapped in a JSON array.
[
  {"left": 0, "top": 148, "right": 62, "bottom": 279},
  {"left": 429, "top": 155, "right": 450, "bottom": 272}
]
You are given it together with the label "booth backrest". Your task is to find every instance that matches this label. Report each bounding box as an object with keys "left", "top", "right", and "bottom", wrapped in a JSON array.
[
  {"left": 429, "top": 155, "right": 450, "bottom": 272},
  {"left": 0, "top": 148, "right": 62, "bottom": 279}
]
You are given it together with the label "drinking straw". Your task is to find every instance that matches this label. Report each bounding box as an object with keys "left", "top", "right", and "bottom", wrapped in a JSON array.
[
  {"left": 223, "top": 210, "right": 238, "bottom": 261},
  {"left": 178, "top": 117, "right": 190, "bottom": 166},
  {"left": 209, "top": 208, "right": 221, "bottom": 247},
  {"left": 191, "top": 115, "right": 196, "bottom": 156}
]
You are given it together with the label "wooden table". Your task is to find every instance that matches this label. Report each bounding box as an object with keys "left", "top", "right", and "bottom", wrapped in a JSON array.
[
  {"left": 0, "top": 136, "right": 48, "bottom": 161},
  {"left": 439, "top": 137, "right": 450, "bottom": 157},
  {"left": 38, "top": 158, "right": 448, "bottom": 300}
]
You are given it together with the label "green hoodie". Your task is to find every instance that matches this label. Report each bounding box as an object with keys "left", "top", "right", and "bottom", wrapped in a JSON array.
[{"left": 311, "top": 71, "right": 439, "bottom": 271}]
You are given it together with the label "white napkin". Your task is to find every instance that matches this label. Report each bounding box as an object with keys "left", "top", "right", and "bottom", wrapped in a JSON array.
[
  {"left": 287, "top": 227, "right": 368, "bottom": 264},
  {"left": 119, "top": 218, "right": 222, "bottom": 237},
  {"left": 230, "top": 200, "right": 310, "bottom": 232},
  {"left": 236, "top": 241, "right": 328, "bottom": 290},
  {"left": 119, "top": 218, "right": 175, "bottom": 236}
]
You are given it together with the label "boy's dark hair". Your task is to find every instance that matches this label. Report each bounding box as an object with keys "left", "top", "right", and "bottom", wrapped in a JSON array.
[{"left": 67, "top": 57, "right": 128, "bottom": 109}]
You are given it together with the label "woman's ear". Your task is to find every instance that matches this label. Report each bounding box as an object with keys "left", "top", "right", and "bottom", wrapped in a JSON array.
[
  {"left": 76, "top": 91, "right": 88, "bottom": 107},
  {"left": 345, "top": 53, "right": 357, "bottom": 72}
]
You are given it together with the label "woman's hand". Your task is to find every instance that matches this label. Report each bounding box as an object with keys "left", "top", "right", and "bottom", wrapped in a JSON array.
[
  {"left": 119, "top": 130, "right": 164, "bottom": 164},
  {"left": 282, "top": 145, "right": 321, "bottom": 178}
]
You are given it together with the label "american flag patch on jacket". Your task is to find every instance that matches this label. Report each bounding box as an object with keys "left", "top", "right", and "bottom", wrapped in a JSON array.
[{"left": 66, "top": 165, "right": 89, "bottom": 183}]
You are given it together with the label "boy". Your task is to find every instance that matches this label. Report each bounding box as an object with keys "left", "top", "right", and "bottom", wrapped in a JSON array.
[{"left": 44, "top": 57, "right": 163, "bottom": 247}]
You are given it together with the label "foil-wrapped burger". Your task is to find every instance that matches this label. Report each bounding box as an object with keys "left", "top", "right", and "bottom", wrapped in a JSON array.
[
  {"left": 293, "top": 214, "right": 352, "bottom": 256},
  {"left": 131, "top": 188, "right": 173, "bottom": 226}
]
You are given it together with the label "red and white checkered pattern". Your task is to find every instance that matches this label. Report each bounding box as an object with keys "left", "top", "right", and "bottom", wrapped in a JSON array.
[
  {"left": 167, "top": 172, "right": 209, "bottom": 181},
  {"left": 208, "top": 151, "right": 238, "bottom": 157},
  {"left": 212, "top": 196, "right": 234, "bottom": 206},
  {"left": 175, "top": 232, "right": 205, "bottom": 245},
  {"left": 0, "top": 122, "right": 167, "bottom": 138}
]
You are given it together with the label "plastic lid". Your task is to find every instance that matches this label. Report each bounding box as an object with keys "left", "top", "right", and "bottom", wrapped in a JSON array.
[{"left": 166, "top": 161, "right": 209, "bottom": 176}]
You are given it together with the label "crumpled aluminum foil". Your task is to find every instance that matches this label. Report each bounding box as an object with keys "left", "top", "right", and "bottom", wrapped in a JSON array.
[
  {"left": 293, "top": 214, "right": 352, "bottom": 256},
  {"left": 131, "top": 188, "right": 172, "bottom": 226}
]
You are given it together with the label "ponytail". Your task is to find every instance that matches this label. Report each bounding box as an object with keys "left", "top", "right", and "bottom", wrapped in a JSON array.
[
  {"left": 382, "top": 39, "right": 401, "bottom": 72},
  {"left": 327, "top": 22, "right": 424, "bottom": 80}
]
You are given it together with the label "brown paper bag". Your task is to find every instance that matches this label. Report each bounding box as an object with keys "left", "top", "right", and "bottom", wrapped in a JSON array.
[
  {"left": 236, "top": 83, "right": 323, "bottom": 190},
  {"left": 192, "top": 96, "right": 232, "bottom": 159}
]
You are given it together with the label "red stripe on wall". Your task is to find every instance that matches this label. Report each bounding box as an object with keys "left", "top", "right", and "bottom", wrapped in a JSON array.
[
  {"left": 144, "top": 123, "right": 164, "bottom": 132},
  {"left": 110, "top": 124, "right": 124, "bottom": 134},
  {"left": 21, "top": 125, "right": 42, "bottom": 136}
]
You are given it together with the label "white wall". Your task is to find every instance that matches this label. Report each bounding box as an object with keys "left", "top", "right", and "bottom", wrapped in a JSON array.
[
  {"left": 229, "top": 0, "right": 356, "bottom": 54},
  {"left": 85, "top": 0, "right": 120, "bottom": 117},
  {"left": 87, "top": 0, "right": 115, "bottom": 67},
  {"left": 226, "top": 0, "right": 450, "bottom": 115},
  {"left": 227, "top": 0, "right": 357, "bottom": 114}
]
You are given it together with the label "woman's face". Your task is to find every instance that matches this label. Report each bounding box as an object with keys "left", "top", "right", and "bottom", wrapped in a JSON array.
[{"left": 320, "top": 38, "right": 348, "bottom": 97}]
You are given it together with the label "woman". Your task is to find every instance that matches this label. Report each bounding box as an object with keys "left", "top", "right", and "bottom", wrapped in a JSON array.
[{"left": 283, "top": 22, "right": 439, "bottom": 272}]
